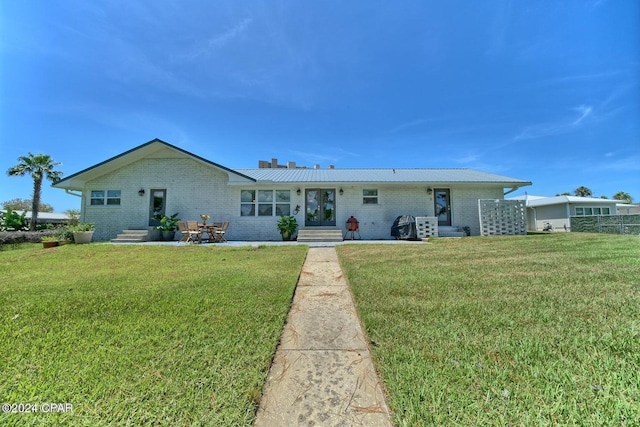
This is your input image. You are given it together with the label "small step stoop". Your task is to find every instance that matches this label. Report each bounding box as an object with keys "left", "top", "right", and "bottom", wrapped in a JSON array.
[
  {"left": 438, "top": 226, "right": 467, "bottom": 238},
  {"left": 296, "top": 227, "right": 343, "bottom": 243},
  {"left": 110, "top": 229, "right": 149, "bottom": 243}
]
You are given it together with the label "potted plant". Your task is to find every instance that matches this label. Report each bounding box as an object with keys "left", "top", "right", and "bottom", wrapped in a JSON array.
[
  {"left": 41, "top": 235, "right": 59, "bottom": 248},
  {"left": 200, "top": 214, "right": 211, "bottom": 225},
  {"left": 277, "top": 215, "right": 298, "bottom": 241},
  {"left": 55, "top": 226, "right": 74, "bottom": 245},
  {"left": 157, "top": 213, "right": 180, "bottom": 241},
  {"left": 71, "top": 222, "right": 95, "bottom": 244}
]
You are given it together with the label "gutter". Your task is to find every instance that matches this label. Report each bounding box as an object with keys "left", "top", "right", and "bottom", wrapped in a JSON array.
[
  {"left": 504, "top": 182, "right": 533, "bottom": 196},
  {"left": 503, "top": 186, "right": 520, "bottom": 196},
  {"left": 65, "top": 189, "right": 82, "bottom": 197}
]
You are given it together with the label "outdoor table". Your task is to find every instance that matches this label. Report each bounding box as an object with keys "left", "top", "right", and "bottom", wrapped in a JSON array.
[{"left": 199, "top": 224, "right": 221, "bottom": 243}]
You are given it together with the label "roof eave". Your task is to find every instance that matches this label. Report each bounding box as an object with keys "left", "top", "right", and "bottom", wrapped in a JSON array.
[{"left": 52, "top": 138, "right": 256, "bottom": 189}]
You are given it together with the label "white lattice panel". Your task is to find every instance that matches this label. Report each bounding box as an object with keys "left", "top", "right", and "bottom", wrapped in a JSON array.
[
  {"left": 478, "top": 200, "right": 527, "bottom": 236},
  {"left": 415, "top": 216, "right": 438, "bottom": 238}
]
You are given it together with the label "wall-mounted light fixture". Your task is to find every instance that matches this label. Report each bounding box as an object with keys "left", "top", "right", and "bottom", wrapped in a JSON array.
[
  {"left": 296, "top": 188, "right": 301, "bottom": 196},
  {"left": 339, "top": 188, "right": 344, "bottom": 195},
  {"left": 293, "top": 204, "right": 301, "bottom": 214},
  {"left": 426, "top": 187, "right": 433, "bottom": 195},
  {"left": 138, "top": 188, "right": 145, "bottom": 196}
]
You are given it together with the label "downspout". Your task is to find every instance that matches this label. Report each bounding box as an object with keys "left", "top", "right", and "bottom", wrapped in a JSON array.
[
  {"left": 531, "top": 207, "right": 537, "bottom": 231},
  {"left": 65, "top": 189, "right": 84, "bottom": 222},
  {"left": 504, "top": 182, "right": 532, "bottom": 196},
  {"left": 503, "top": 186, "right": 519, "bottom": 196}
]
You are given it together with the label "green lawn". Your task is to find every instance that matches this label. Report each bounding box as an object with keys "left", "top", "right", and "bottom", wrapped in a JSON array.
[
  {"left": 0, "top": 244, "right": 307, "bottom": 426},
  {"left": 337, "top": 233, "right": 640, "bottom": 426}
]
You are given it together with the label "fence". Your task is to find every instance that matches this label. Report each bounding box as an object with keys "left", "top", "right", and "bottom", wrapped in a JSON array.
[
  {"left": 415, "top": 217, "right": 438, "bottom": 238},
  {"left": 478, "top": 199, "right": 527, "bottom": 236},
  {"left": 570, "top": 215, "right": 640, "bottom": 235}
]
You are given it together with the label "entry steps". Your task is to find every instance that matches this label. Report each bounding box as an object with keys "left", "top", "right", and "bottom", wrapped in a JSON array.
[
  {"left": 111, "top": 229, "right": 149, "bottom": 243},
  {"left": 438, "top": 226, "right": 467, "bottom": 238},
  {"left": 296, "top": 227, "right": 344, "bottom": 243}
]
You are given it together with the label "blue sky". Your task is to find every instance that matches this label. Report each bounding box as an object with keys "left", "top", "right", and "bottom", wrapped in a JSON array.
[{"left": 1, "top": 1, "right": 638, "bottom": 212}]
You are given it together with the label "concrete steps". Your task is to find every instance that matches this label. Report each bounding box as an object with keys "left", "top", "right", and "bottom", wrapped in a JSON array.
[
  {"left": 111, "top": 229, "right": 149, "bottom": 243},
  {"left": 296, "top": 227, "right": 344, "bottom": 243},
  {"left": 438, "top": 226, "right": 467, "bottom": 238}
]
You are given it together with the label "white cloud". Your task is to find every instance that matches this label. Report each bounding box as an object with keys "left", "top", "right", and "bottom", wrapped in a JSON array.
[
  {"left": 187, "top": 17, "right": 253, "bottom": 59},
  {"left": 514, "top": 104, "right": 595, "bottom": 140},
  {"left": 572, "top": 105, "right": 593, "bottom": 125}
]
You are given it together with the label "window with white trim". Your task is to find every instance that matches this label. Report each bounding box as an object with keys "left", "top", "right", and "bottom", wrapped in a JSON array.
[
  {"left": 90, "top": 190, "right": 121, "bottom": 206},
  {"left": 363, "top": 189, "right": 378, "bottom": 205},
  {"left": 574, "top": 207, "right": 611, "bottom": 216},
  {"left": 241, "top": 190, "right": 291, "bottom": 216},
  {"left": 240, "top": 190, "right": 256, "bottom": 216}
]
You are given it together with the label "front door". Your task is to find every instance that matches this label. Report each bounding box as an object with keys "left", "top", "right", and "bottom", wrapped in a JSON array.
[
  {"left": 434, "top": 189, "right": 451, "bottom": 226},
  {"left": 305, "top": 189, "right": 336, "bottom": 226},
  {"left": 149, "top": 189, "right": 166, "bottom": 226}
]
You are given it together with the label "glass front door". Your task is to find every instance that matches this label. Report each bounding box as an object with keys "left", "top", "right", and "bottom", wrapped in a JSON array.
[
  {"left": 149, "top": 189, "right": 166, "bottom": 226},
  {"left": 434, "top": 189, "right": 451, "bottom": 226},
  {"left": 305, "top": 189, "right": 336, "bottom": 226}
]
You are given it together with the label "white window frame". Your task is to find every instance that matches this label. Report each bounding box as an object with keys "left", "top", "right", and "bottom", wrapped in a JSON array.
[
  {"left": 363, "top": 189, "right": 379, "bottom": 205},
  {"left": 241, "top": 190, "right": 291, "bottom": 216},
  {"left": 90, "top": 190, "right": 121, "bottom": 206},
  {"left": 574, "top": 206, "right": 611, "bottom": 216}
]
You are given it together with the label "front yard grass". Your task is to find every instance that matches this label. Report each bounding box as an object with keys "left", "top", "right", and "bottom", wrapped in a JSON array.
[
  {"left": 0, "top": 244, "right": 307, "bottom": 426},
  {"left": 338, "top": 233, "right": 640, "bottom": 426}
]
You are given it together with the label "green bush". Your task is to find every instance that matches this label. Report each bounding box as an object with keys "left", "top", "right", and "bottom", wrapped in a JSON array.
[
  {"left": 70, "top": 222, "right": 95, "bottom": 232},
  {"left": 0, "top": 209, "right": 28, "bottom": 231}
]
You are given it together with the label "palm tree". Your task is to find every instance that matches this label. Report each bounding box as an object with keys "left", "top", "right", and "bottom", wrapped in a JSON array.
[
  {"left": 613, "top": 191, "right": 633, "bottom": 204},
  {"left": 574, "top": 186, "right": 592, "bottom": 197},
  {"left": 7, "top": 153, "right": 63, "bottom": 231}
]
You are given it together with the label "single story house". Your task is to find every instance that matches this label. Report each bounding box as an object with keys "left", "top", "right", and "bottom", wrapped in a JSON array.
[
  {"left": 0, "top": 210, "right": 71, "bottom": 226},
  {"left": 53, "top": 139, "right": 532, "bottom": 241},
  {"left": 508, "top": 194, "right": 633, "bottom": 231}
]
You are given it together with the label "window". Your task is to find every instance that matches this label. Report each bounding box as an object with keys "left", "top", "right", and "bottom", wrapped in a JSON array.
[
  {"left": 258, "top": 190, "right": 273, "bottom": 216},
  {"left": 90, "top": 190, "right": 121, "bottom": 206},
  {"left": 241, "top": 190, "right": 291, "bottom": 216},
  {"left": 363, "top": 189, "right": 378, "bottom": 204},
  {"left": 107, "top": 190, "right": 121, "bottom": 205},
  {"left": 275, "top": 190, "right": 291, "bottom": 216},
  {"left": 240, "top": 190, "right": 255, "bottom": 216},
  {"left": 575, "top": 206, "right": 611, "bottom": 216}
]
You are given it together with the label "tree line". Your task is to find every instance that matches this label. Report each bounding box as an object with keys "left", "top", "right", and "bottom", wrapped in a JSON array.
[{"left": 556, "top": 187, "right": 633, "bottom": 203}]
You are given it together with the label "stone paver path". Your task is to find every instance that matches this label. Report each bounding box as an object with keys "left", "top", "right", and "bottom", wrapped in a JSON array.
[{"left": 254, "top": 247, "right": 393, "bottom": 426}]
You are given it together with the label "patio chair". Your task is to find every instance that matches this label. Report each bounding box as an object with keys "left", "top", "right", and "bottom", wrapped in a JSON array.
[
  {"left": 179, "top": 221, "right": 202, "bottom": 243},
  {"left": 214, "top": 221, "right": 229, "bottom": 242},
  {"left": 177, "top": 221, "right": 190, "bottom": 243},
  {"left": 187, "top": 221, "right": 204, "bottom": 243}
]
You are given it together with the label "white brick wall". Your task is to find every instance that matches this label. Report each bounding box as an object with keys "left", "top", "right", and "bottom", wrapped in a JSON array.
[
  {"left": 450, "top": 186, "right": 504, "bottom": 236},
  {"left": 84, "top": 156, "right": 235, "bottom": 241},
  {"left": 478, "top": 199, "right": 527, "bottom": 236},
  {"left": 81, "top": 156, "right": 511, "bottom": 241},
  {"left": 416, "top": 217, "right": 438, "bottom": 238}
]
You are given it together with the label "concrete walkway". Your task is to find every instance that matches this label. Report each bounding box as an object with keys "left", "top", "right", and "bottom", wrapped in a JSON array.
[{"left": 254, "top": 247, "right": 393, "bottom": 427}]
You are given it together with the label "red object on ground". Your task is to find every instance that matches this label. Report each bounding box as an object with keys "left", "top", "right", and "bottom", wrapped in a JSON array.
[{"left": 346, "top": 216, "right": 359, "bottom": 231}]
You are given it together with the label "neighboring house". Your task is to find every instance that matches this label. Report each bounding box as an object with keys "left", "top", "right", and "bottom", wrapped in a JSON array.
[
  {"left": 52, "top": 139, "right": 532, "bottom": 241},
  {"left": 509, "top": 194, "right": 634, "bottom": 231},
  {"left": 617, "top": 203, "right": 640, "bottom": 215},
  {"left": 0, "top": 210, "right": 70, "bottom": 225}
]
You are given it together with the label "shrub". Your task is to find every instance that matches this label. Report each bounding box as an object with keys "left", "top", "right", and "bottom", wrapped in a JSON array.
[{"left": 0, "top": 209, "right": 28, "bottom": 231}]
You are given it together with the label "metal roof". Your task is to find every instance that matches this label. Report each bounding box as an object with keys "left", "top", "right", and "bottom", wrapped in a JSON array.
[
  {"left": 234, "top": 168, "right": 531, "bottom": 185},
  {"left": 510, "top": 195, "right": 625, "bottom": 207},
  {"left": 53, "top": 139, "right": 256, "bottom": 190}
]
